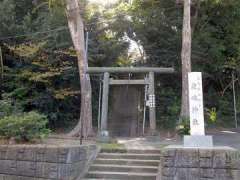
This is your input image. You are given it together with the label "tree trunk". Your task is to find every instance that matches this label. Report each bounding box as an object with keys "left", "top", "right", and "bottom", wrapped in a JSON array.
[
  {"left": 65, "top": 0, "right": 93, "bottom": 138},
  {"left": 191, "top": 0, "right": 201, "bottom": 35},
  {"left": 0, "top": 46, "right": 3, "bottom": 100},
  {"left": 232, "top": 71, "right": 238, "bottom": 128},
  {"left": 180, "top": 0, "right": 192, "bottom": 119}
]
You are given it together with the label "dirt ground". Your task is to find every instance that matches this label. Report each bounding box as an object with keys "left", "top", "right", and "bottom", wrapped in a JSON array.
[
  {"left": 1, "top": 128, "right": 240, "bottom": 150},
  {"left": 48, "top": 128, "right": 240, "bottom": 150}
]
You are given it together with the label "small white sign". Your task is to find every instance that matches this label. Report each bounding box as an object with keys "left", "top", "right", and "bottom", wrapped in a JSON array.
[
  {"left": 188, "top": 72, "right": 205, "bottom": 135},
  {"left": 146, "top": 95, "right": 156, "bottom": 107},
  {"left": 149, "top": 94, "right": 156, "bottom": 108}
]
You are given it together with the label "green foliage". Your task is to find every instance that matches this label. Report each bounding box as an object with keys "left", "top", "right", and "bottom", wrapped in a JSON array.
[
  {"left": 176, "top": 117, "right": 190, "bottom": 136},
  {"left": 0, "top": 97, "right": 23, "bottom": 118},
  {"left": 128, "top": 0, "right": 240, "bottom": 129},
  {"left": 206, "top": 107, "right": 217, "bottom": 124},
  {"left": 0, "top": 100, "right": 14, "bottom": 118},
  {"left": 0, "top": 0, "right": 130, "bottom": 131},
  {"left": 1, "top": 0, "right": 240, "bottom": 133},
  {"left": 216, "top": 96, "right": 235, "bottom": 127},
  {"left": 0, "top": 111, "right": 50, "bottom": 142},
  {"left": 97, "top": 143, "right": 125, "bottom": 150},
  {"left": 9, "top": 87, "right": 29, "bottom": 100},
  {"left": 193, "top": 0, "right": 240, "bottom": 72},
  {"left": 0, "top": 0, "right": 18, "bottom": 39},
  {"left": 156, "top": 83, "right": 181, "bottom": 129},
  {"left": 129, "top": 0, "right": 182, "bottom": 68}
]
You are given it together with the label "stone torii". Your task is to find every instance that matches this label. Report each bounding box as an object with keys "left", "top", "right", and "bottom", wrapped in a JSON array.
[{"left": 87, "top": 67, "right": 174, "bottom": 136}]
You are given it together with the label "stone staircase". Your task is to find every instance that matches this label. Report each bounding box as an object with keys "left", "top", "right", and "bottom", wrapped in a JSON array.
[{"left": 84, "top": 149, "right": 161, "bottom": 180}]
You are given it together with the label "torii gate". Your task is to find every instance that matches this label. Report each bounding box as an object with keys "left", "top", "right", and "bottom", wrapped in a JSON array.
[{"left": 87, "top": 67, "right": 174, "bottom": 136}]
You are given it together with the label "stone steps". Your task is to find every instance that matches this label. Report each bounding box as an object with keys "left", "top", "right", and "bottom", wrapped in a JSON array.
[
  {"left": 98, "top": 153, "right": 161, "bottom": 160},
  {"left": 100, "top": 148, "right": 161, "bottom": 154},
  {"left": 85, "top": 149, "right": 161, "bottom": 179},
  {"left": 86, "top": 171, "right": 157, "bottom": 180},
  {"left": 94, "top": 158, "right": 160, "bottom": 166},
  {"left": 90, "top": 164, "right": 158, "bottom": 173},
  {"left": 83, "top": 179, "right": 116, "bottom": 180}
]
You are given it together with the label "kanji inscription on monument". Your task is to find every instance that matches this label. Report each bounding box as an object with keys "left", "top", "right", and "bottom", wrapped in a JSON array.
[{"left": 188, "top": 72, "right": 205, "bottom": 135}]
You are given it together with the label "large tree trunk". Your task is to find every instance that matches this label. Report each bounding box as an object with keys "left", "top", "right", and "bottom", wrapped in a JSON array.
[
  {"left": 180, "top": 0, "right": 192, "bottom": 119},
  {"left": 65, "top": 0, "right": 93, "bottom": 138},
  {"left": 0, "top": 46, "right": 3, "bottom": 100}
]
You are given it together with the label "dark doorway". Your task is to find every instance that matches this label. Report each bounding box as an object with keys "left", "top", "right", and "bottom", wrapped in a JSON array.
[{"left": 108, "top": 85, "right": 144, "bottom": 137}]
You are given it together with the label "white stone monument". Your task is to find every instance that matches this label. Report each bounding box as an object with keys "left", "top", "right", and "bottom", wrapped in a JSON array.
[{"left": 184, "top": 72, "right": 213, "bottom": 147}]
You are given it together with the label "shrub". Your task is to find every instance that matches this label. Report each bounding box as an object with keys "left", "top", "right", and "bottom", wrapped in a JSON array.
[
  {"left": 0, "top": 111, "right": 50, "bottom": 142},
  {"left": 0, "top": 95, "right": 23, "bottom": 118},
  {"left": 176, "top": 117, "right": 190, "bottom": 136},
  {"left": 0, "top": 100, "right": 13, "bottom": 118},
  {"left": 205, "top": 107, "right": 217, "bottom": 125}
]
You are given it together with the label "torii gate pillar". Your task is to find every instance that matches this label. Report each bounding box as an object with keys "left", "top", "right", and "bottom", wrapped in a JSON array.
[
  {"left": 149, "top": 72, "right": 156, "bottom": 134},
  {"left": 101, "top": 72, "right": 110, "bottom": 132}
]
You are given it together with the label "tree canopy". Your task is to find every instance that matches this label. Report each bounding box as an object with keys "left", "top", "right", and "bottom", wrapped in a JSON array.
[{"left": 0, "top": 0, "right": 240, "bottom": 131}]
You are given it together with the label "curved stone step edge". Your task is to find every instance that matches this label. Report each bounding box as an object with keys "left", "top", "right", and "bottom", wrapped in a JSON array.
[
  {"left": 101, "top": 148, "right": 162, "bottom": 154},
  {"left": 90, "top": 164, "right": 158, "bottom": 173},
  {"left": 98, "top": 153, "right": 161, "bottom": 160},
  {"left": 94, "top": 158, "right": 160, "bottom": 166},
  {"left": 91, "top": 164, "right": 158, "bottom": 169},
  {"left": 87, "top": 171, "right": 157, "bottom": 180},
  {"left": 82, "top": 178, "right": 119, "bottom": 180}
]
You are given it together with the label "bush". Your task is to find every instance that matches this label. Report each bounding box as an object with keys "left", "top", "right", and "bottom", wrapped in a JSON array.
[
  {"left": 176, "top": 117, "right": 190, "bottom": 136},
  {"left": 205, "top": 107, "right": 217, "bottom": 125},
  {"left": 0, "top": 111, "right": 50, "bottom": 142},
  {"left": 0, "top": 95, "right": 23, "bottom": 119},
  {"left": 0, "top": 100, "right": 13, "bottom": 118}
]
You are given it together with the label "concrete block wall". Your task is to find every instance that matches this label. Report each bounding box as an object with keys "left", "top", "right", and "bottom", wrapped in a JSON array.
[
  {"left": 0, "top": 144, "right": 98, "bottom": 180},
  {"left": 160, "top": 146, "right": 240, "bottom": 180}
]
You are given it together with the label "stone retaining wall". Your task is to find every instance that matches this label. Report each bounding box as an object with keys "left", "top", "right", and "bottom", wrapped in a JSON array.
[
  {"left": 0, "top": 144, "right": 98, "bottom": 180},
  {"left": 160, "top": 146, "right": 240, "bottom": 180}
]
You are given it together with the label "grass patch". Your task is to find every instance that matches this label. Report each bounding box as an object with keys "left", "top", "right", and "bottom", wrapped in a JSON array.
[{"left": 97, "top": 142, "right": 125, "bottom": 150}]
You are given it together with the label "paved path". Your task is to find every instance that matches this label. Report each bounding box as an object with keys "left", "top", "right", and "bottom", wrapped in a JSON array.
[
  {"left": 117, "top": 136, "right": 181, "bottom": 150},
  {"left": 43, "top": 130, "right": 240, "bottom": 150},
  {"left": 117, "top": 130, "right": 240, "bottom": 150},
  {"left": 211, "top": 130, "right": 240, "bottom": 149}
]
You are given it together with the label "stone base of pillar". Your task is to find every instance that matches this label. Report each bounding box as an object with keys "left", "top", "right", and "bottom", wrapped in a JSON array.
[
  {"left": 184, "top": 135, "right": 213, "bottom": 147},
  {"left": 97, "top": 130, "right": 111, "bottom": 143},
  {"left": 146, "top": 129, "right": 158, "bottom": 136}
]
